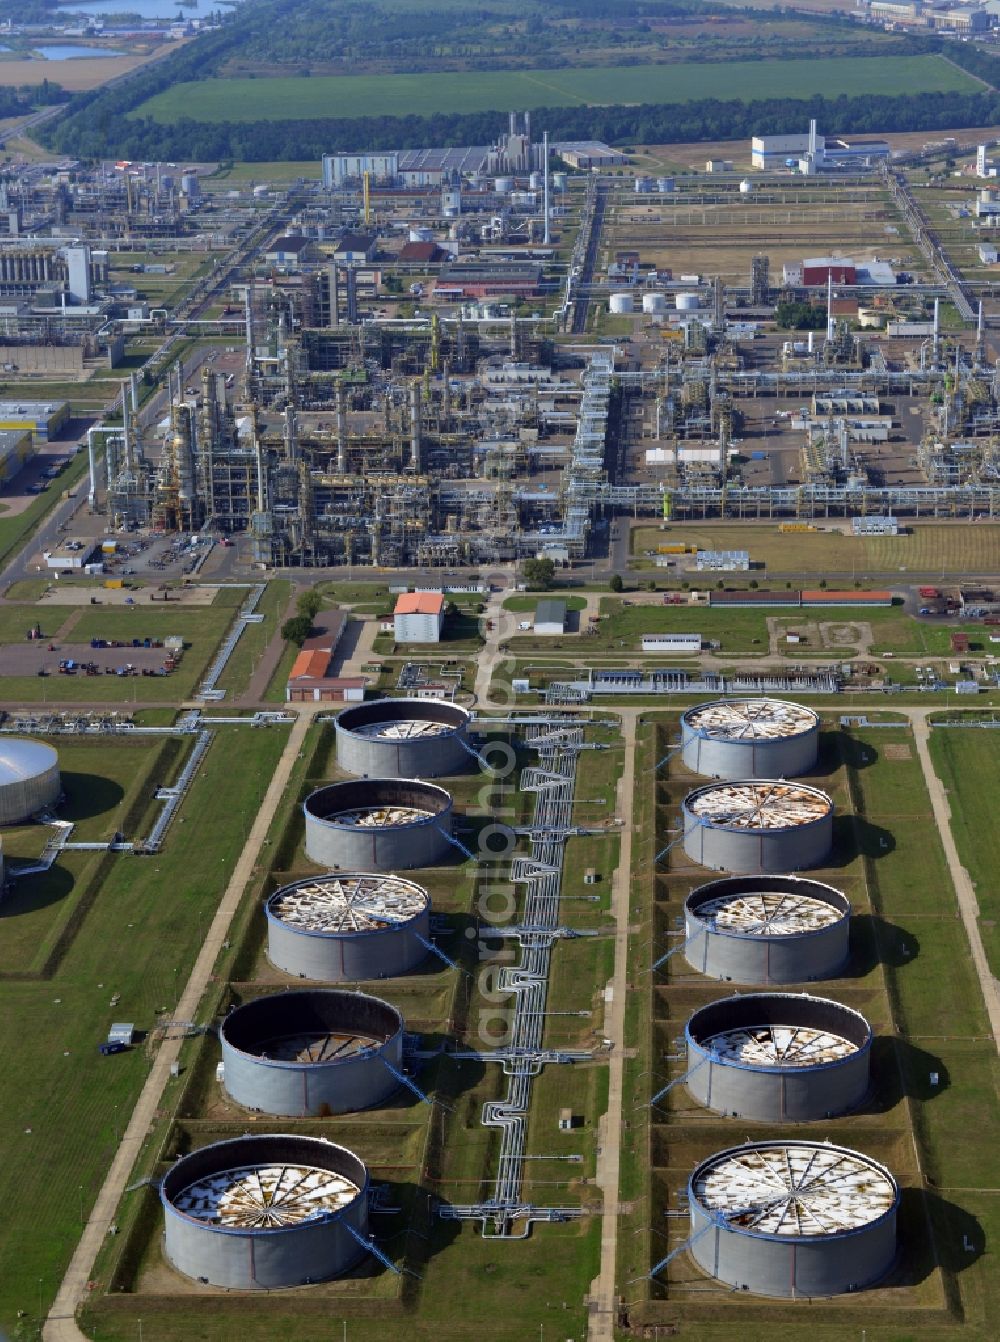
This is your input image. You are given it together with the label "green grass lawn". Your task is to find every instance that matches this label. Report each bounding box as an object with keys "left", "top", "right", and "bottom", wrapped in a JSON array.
[
  {"left": 214, "top": 578, "right": 291, "bottom": 699},
  {"left": 929, "top": 726, "right": 1000, "bottom": 981},
  {"left": 132, "top": 54, "right": 975, "bottom": 123},
  {"left": 0, "top": 724, "right": 289, "bottom": 1335}
]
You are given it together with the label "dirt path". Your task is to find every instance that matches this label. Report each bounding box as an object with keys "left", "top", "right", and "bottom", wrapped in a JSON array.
[
  {"left": 44, "top": 708, "right": 319, "bottom": 1342},
  {"left": 589, "top": 707, "right": 637, "bottom": 1341},
  {"left": 474, "top": 587, "right": 510, "bottom": 706},
  {"left": 908, "top": 709, "right": 1000, "bottom": 1051}
]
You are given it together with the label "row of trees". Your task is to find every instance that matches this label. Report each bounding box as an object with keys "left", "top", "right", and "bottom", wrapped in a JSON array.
[{"left": 43, "top": 87, "right": 1000, "bottom": 164}]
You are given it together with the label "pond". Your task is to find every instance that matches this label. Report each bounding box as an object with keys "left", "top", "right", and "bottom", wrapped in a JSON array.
[{"left": 35, "top": 43, "right": 127, "bottom": 58}]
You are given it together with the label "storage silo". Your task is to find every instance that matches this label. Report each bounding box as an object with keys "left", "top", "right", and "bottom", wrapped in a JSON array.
[
  {"left": 682, "top": 780, "right": 833, "bottom": 874},
  {"left": 0, "top": 738, "right": 60, "bottom": 824},
  {"left": 161, "top": 1134, "right": 369, "bottom": 1289},
  {"left": 683, "top": 874, "right": 851, "bottom": 983},
  {"left": 687, "top": 1141, "right": 898, "bottom": 1297},
  {"left": 676, "top": 292, "right": 701, "bottom": 311},
  {"left": 266, "top": 871, "right": 430, "bottom": 981},
  {"left": 642, "top": 293, "right": 667, "bottom": 315},
  {"left": 684, "top": 993, "right": 871, "bottom": 1120},
  {"left": 609, "top": 293, "right": 634, "bottom": 315},
  {"left": 180, "top": 172, "right": 200, "bottom": 199},
  {"left": 681, "top": 699, "right": 820, "bottom": 780},
  {"left": 220, "top": 989, "right": 404, "bottom": 1116},
  {"left": 552, "top": 172, "right": 568, "bottom": 191},
  {"left": 303, "top": 778, "right": 453, "bottom": 872},
  {"left": 335, "top": 699, "right": 472, "bottom": 779}
]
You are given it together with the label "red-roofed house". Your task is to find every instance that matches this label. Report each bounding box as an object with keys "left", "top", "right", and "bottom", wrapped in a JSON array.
[{"left": 394, "top": 590, "right": 445, "bottom": 643}]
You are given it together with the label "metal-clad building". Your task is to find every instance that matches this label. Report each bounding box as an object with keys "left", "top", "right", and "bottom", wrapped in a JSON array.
[
  {"left": 682, "top": 780, "right": 833, "bottom": 873},
  {"left": 685, "top": 993, "right": 871, "bottom": 1120},
  {"left": 0, "top": 738, "right": 60, "bottom": 825},
  {"left": 681, "top": 700, "right": 820, "bottom": 780},
  {"left": 266, "top": 872, "right": 431, "bottom": 981},
  {"left": 304, "top": 778, "right": 453, "bottom": 872},
  {"left": 220, "top": 989, "right": 404, "bottom": 1116},
  {"left": 161, "top": 1134, "right": 370, "bottom": 1289},
  {"left": 335, "top": 699, "right": 472, "bottom": 778},
  {"left": 688, "top": 1141, "right": 898, "bottom": 1297},
  {"left": 683, "top": 875, "right": 851, "bottom": 983}
]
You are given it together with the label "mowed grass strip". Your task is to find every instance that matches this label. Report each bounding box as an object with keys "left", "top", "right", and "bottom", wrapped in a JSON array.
[{"left": 132, "top": 54, "right": 975, "bottom": 123}]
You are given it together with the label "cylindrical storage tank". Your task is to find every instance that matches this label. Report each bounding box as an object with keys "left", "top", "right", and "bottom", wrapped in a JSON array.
[
  {"left": 220, "top": 989, "right": 404, "bottom": 1116},
  {"left": 688, "top": 1141, "right": 898, "bottom": 1297},
  {"left": 739, "top": 178, "right": 754, "bottom": 195},
  {"left": 682, "top": 780, "right": 833, "bottom": 874},
  {"left": 609, "top": 293, "right": 634, "bottom": 315},
  {"left": 161, "top": 1134, "right": 369, "bottom": 1289},
  {"left": 684, "top": 993, "right": 871, "bottom": 1120},
  {"left": 657, "top": 176, "right": 675, "bottom": 193},
  {"left": 552, "top": 171, "right": 568, "bottom": 191},
  {"left": 681, "top": 699, "right": 820, "bottom": 780},
  {"left": 494, "top": 176, "right": 514, "bottom": 194},
  {"left": 0, "top": 738, "right": 60, "bottom": 824},
  {"left": 529, "top": 171, "right": 543, "bottom": 190},
  {"left": 683, "top": 874, "right": 851, "bottom": 983},
  {"left": 642, "top": 292, "right": 667, "bottom": 315},
  {"left": 304, "top": 778, "right": 453, "bottom": 872},
  {"left": 180, "top": 172, "right": 200, "bottom": 198},
  {"left": 266, "top": 872, "right": 430, "bottom": 982},
  {"left": 676, "top": 292, "right": 701, "bottom": 311},
  {"left": 335, "top": 698, "right": 472, "bottom": 779},
  {"left": 441, "top": 188, "right": 461, "bottom": 215}
]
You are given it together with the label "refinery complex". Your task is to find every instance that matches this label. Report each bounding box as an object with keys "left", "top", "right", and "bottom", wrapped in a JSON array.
[{"left": 0, "top": 99, "right": 998, "bottom": 1342}]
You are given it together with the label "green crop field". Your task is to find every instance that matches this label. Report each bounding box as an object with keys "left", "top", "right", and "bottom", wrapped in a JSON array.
[{"left": 131, "top": 54, "right": 976, "bottom": 124}]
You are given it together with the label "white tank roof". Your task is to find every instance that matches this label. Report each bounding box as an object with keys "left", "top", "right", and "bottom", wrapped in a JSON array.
[
  {"left": 693, "top": 1143, "right": 897, "bottom": 1236},
  {"left": 0, "top": 737, "right": 58, "bottom": 783}
]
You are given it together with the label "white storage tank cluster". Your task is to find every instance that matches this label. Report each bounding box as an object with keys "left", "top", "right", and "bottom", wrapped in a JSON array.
[
  {"left": 609, "top": 293, "right": 635, "bottom": 315},
  {"left": 642, "top": 292, "right": 667, "bottom": 315},
  {"left": 0, "top": 738, "right": 60, "bottom": 825},
  {"left": 681, "top": 699, "right": 820, "bottom": 781},
  {"left": 676, "top": 292, "right": 701, "bottom": 311}
]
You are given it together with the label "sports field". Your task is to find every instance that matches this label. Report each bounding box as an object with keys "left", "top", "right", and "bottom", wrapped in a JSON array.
[{"left": 132, "top": 54, "right": 976, "bottom": 124}]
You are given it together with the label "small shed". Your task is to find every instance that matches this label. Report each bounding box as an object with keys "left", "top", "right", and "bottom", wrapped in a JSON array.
[
  {"left": 534, "top": 599, "right": 567, "bottom": 636},
  {"left": 108, "top": 1022, "right": 135, "bottom": 1046}
]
